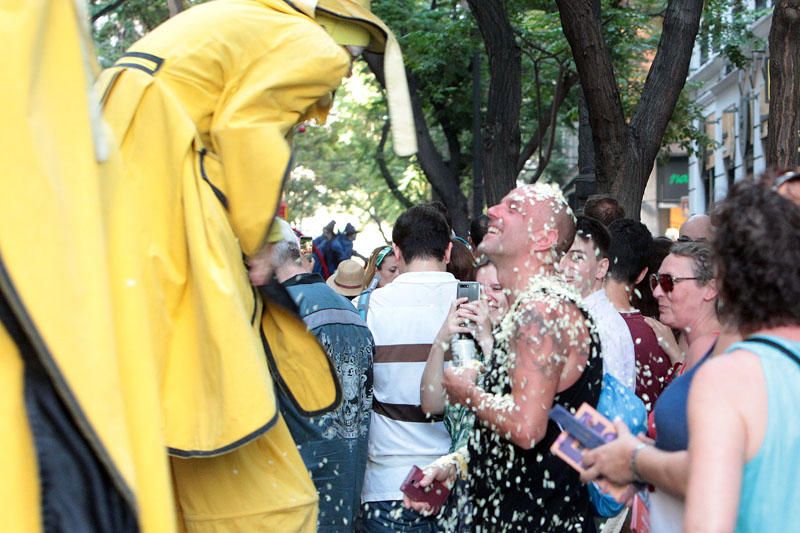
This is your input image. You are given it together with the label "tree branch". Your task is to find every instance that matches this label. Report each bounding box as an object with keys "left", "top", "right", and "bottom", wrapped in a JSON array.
[
  {"left": 363, "top": 51, "right": 469, "bottom": 234},
  {"left": 364, "top": 52, "right": 467, "bottom": 208},
  {"left": 556, "top": 0, "right": 628, "bottom": 190},
  {"left": 364, "top": 205, "right": 391, "bottom": 243},
  {"left": 167, "top": 0, "right": 185, "bottom": 17},
  {"left": 467, "top": 0, "right": 522, "bottom": 206},
  {"left": 432, "top": 100, "right": 463, "bottom": 177},
  {"left": 91, "top": 0, "right": 129, "bottom": 22},
  {"left": 530, "top": 79, "right": 562, "bottom": 184},
  {"left": 555, "top": 0, "right": 703, "bottom": 218},
  {"left": 767, "top": 0, "right": 800, "bottom": 167},
  {"left": 376, "top": 118, "right": 414, "bottom": 209},
  {"left": 629, "top": 0, "right": 704, "bottom": 164},
  {"left": 517, "top": 70, "right": 577, "bottom": 173},
  {"left": 515, "top": 29, "right": 572, "bottom": 63}
]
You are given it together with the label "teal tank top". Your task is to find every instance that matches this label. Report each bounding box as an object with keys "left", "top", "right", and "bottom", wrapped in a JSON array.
[{"left": 726, "top": 335, "right": 800, "bottom": 533}]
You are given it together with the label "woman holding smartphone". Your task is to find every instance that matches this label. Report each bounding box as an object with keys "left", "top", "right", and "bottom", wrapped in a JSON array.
[{"left": 420, "top": 258, "right": 508, "bottom": 427}]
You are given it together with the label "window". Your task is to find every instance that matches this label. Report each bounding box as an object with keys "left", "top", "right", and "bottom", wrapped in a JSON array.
[
  {"left": 704, "top": 114, "right": 717, "bottom": 171},
  {"left": 722, "top": 107, "right": 736, "bottom": 161},
  {"left": 759, "top": 62, "right": 770, "bottom": 139},
  {"left": 703, "top": 167, "right": 715, "bottom": 210}
]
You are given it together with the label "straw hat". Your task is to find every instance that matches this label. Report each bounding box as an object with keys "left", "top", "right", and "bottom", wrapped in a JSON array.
[
  {"left": 290, "top": 0, "right": 417, "bottom": 157},
  {"left": 327, "top": 259, "right": 365, "bottom": 297}
]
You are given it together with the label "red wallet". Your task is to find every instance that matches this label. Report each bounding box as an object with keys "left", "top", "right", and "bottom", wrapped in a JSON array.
[{"left": 399, "top": 465, "right": 450, "bottom": 509}]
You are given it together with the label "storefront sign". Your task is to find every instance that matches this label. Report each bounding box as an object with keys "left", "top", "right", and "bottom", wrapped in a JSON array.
[{"left": 657, "top": 157, "right": 690, "bottom": 204}]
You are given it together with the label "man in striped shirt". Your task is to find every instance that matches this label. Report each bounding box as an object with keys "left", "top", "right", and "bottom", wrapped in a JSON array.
[{"left": 360, "top": 204, "right": 458, "bottom": 532}]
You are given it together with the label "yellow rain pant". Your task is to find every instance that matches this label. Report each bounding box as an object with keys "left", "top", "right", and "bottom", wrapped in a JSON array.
[{"left": 171, "top": 417, "right": 318, "bottom": 532}]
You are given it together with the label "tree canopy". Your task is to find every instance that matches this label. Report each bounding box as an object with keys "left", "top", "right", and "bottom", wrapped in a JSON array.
[{"left": 90, "top": 0, "right": 776, "bottom": 231}]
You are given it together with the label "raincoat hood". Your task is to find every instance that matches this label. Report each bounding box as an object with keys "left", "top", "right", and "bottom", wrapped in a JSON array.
[{"left": 284, "top": 0, "right": 417, "bottom": 157}]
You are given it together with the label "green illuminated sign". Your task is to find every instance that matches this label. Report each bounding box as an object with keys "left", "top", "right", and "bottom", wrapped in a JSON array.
[{"left": 669, "top": 173, "right": 689, "bottom": 185}]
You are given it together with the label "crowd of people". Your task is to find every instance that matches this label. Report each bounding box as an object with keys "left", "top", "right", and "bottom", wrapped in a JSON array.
[{"left": 262, "top": 173, "right": 800, "bottom": 533}]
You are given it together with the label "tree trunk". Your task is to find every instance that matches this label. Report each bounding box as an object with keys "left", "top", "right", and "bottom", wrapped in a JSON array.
[
  {"left": 364, "top": 53, "right": 470, "bottom": 235},
  {"left": 767, "top": 0, "right": 800, "bottom": 169},
  {"left": 471, "top": 51, "right": 485, "bottom": 216},
  {"left": 577, "top": 91, "right": 595, "bottom": 177},
  {"left": 556, "top": 0, "right": 703, "bottom": 219},
  {"left": 167, "top": 0, "right": 184, "bottom": 17},
  {"left": 467, "top": 0, "right": 521, "bottom": 207}
]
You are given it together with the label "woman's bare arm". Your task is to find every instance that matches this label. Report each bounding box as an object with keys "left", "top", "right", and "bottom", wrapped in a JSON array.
[{"left": 684, "top": 358, "right": 747, "bottom": 532}]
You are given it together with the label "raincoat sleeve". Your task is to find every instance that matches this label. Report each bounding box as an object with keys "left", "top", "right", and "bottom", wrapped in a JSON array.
[{"left": 210, "top": 26, "right": 351, "bottom": 256}]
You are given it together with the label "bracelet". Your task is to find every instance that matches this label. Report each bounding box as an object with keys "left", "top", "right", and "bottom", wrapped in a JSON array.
[
  {"left": 630, "top": 442, "right": 647, "bottom": 483},
  {"left": 430, "top": 448, "right": 470, "bottom": 482},
  {"left": 452, "top": 449, "right": 469, "bottom": 481}
]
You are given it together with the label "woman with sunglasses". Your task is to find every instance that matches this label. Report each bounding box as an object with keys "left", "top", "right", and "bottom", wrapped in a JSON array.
[
  {"left": 362, "top": 245, "right": 400, "bottom": 290},
  {"left": 647, "top": 242, "right": 721, "bottom": 373},
  {"left": 761, "top": 166, "right": 800, "bottom": 206},
  {"left": 581, "top": 241, "right": 720, "bottom": 533}
]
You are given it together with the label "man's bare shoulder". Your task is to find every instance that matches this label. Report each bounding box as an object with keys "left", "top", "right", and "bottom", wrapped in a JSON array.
[
  {"left": 509, "top": 294, "right": 592, "bottom": 373},
  {"left": 514, "top": 294, "right": 589, "bottom": 339}
]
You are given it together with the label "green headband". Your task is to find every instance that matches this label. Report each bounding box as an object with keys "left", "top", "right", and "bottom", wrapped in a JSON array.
[{"left": 376, "top": 246, "right": 393, "bottom": 268}]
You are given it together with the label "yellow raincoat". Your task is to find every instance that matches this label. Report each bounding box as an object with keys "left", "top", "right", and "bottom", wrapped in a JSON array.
[
  {"left": 96, "top": 0, "right": 365, "bottom": 529},
  {"left": 0, "top": 1, "right": 174, "bottom": 531},
  {"left": 3, "top": 0, "right": 414, "bottom": 530}
]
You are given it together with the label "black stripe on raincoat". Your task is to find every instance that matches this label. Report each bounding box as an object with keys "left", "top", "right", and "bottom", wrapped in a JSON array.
[
  {"left": 114, "top": 51, "right": 165, "bottom": 76},
  {"left": 167, "top": 411, "right": 279, "bottom": 458},
  {"left": 199, "top": 149, "right": 229, "bottom": 209}
]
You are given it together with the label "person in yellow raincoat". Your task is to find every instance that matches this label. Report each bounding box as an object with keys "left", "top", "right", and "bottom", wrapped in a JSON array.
[
  {"left": 0, "top": 1, "right": 175, "bottom": 531},
  {"left": 97, "top": 0, "right": 416, "bottom": 530}
]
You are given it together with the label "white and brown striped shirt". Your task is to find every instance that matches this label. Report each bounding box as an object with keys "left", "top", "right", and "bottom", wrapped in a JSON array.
[{"left": 361, "top": 271, "right": 458, "bottom": 503}]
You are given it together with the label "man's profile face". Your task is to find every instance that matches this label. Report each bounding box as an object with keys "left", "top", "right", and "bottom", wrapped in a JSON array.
[
  {"left": 560, "top": 237, "right": 601, "bottom": 298},
  {"left": 480, "top": 188, "right": 535, "bottom": 258}
]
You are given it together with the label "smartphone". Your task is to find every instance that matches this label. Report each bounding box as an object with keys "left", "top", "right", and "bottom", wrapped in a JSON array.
[
  {"left": 399, "top": 465, "right": 450, "bottom": 509},
  {"left": 457, "top": 281, "right": 481, "bottom": 302}
]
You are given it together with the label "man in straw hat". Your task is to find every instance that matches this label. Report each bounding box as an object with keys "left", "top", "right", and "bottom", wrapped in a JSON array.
[
  {"left": 328, "top": 259, "right": 367, "bottom": 297},
  {"left": 96, "top": 0, "right": 416, "bottom": 530}
]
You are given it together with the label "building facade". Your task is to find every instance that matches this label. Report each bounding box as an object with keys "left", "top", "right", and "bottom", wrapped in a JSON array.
[{"left": 686, "top": 4, "right": 773, "bottom": 214}]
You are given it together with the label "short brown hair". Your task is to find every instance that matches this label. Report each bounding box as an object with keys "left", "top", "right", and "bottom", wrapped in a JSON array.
[{"left": 583, "top": 194, "right": 625, "bottom": 227}]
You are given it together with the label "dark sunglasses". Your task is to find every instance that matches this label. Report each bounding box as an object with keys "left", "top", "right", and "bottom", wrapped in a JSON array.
[
  {"left": 649, "top": 273, "right": 699, "bottom": 293},
  {"left": 774, "top": 169, "right": 800, "bottom": 190}
]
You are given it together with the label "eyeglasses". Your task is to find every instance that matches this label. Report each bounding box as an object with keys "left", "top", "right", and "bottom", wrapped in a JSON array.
[
  {"left": 773, "top": 169, "right": 800, "bottom": 190},
  {"left": 649, "top": 273, "right": 699, "bottom": 293}
]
